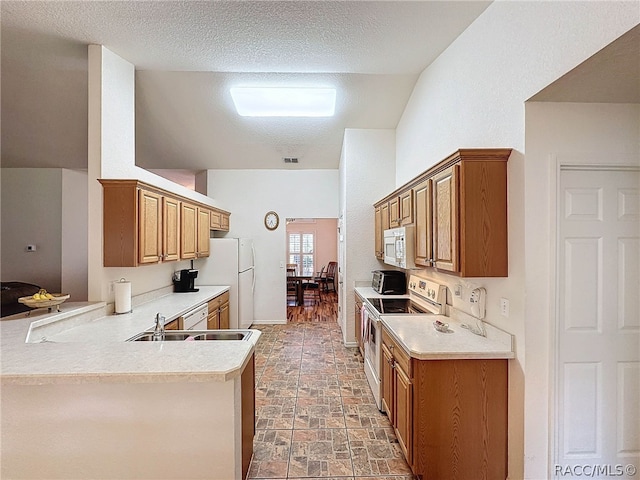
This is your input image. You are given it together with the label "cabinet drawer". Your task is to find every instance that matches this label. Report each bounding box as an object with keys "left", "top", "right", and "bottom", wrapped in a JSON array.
[{"left": 382, "top": 328, "right": 412, "bottom": 377}]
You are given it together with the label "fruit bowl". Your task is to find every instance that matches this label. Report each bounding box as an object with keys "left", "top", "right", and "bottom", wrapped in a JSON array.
[{"left": 18, "top": 291, "right": 70, "bottom": 312}]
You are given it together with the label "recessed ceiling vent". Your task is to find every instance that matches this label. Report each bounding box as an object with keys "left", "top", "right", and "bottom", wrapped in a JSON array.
[{"left": 283, "top": 157, "right": 299, "bottom": 164}]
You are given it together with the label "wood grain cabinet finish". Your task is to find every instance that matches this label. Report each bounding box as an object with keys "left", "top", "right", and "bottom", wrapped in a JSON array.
[
  {"left": 413, "top": 179, "right": 433, "bottom": 267},
  {"left": 162, "top": 196, "right": 181, "bottom": 262},
  {"left": 389, "top": 196, "right": 401, "bottom": 227},
  {"left": 374, "top": 207, "right": 383, "bottom": 259},
  {"left": 374, "top": 149, "right": 510, "bottom": 277},
  {"left": 180, "top": 202, "right": 198, "bottom": 259},
  {"left": 432, "top": 165, "right": 459, "bottom": 273},
  {"left": 138, "top": 189, "right": 163, "bottom": 265},
  {"left": 207, "top": 291, "right": 230, "bottom": 329},
  {"left": 197, "top": 207, "right": 210, "bottom": 258},
  {"left": 381, "top": 327, "right": 508, "bottom": 480},
  {"left": 399, "top": 189, "right": 413, "bottom": 226},
  {"left": 100, "top": 179, "right": 230, "bottom": 267},
  {"left": 241, "top": 355, "right": 255, "bottom": 480}
]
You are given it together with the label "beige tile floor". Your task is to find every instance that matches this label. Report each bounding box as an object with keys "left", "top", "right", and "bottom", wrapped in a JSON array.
[{"left": 249, "top": 323, "right": 415, "bottom": 480}]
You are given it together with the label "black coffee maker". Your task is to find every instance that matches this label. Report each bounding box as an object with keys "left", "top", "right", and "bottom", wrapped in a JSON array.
[{"left": 173, "top": 269, "right": 199, "bottom": 293}]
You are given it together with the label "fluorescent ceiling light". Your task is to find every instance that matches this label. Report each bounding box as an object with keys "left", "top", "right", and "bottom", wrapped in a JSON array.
[{"left": 230, "top": 87, "right": 336, "bottom": 117}]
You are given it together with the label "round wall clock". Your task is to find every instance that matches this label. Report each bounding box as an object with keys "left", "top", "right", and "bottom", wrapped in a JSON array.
[{"left": 264, "top": 211, "right": 279, "bottom": 230}]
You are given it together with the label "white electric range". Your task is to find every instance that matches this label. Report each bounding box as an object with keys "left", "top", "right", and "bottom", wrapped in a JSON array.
[{"left": 361, "top": 275, "right": 447, "bottom": 410}]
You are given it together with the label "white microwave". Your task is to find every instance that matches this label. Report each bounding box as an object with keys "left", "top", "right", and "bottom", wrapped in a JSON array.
[{"left": 383, "top": 226, "right": 415, "bottom": 269}]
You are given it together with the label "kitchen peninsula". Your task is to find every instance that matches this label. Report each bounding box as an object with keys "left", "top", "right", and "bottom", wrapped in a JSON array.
[{"left": 0, "top": 286, "right": 258, "bottom": 480}]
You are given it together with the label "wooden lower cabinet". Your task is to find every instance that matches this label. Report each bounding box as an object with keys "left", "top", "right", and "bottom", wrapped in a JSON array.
[
  {"left": 382, "top": 327, "right": 508, "bottom": 480},
  {"left": 164, "top": 318, "right": 180, "bottom": 330},
  {"left": 354, "top": 295, "right": 364, "bottom": 356},
  {"left": 207, "top": 291, "right": 230, "bottom": 329},
  {"left": 241, "top": 354, "right": 255, "bottom": 480},
  {"left": 219, "top": 300, "right": 230, "bottom": 329}
]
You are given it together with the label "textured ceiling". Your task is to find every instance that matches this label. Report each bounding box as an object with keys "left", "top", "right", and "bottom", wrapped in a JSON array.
[{"left": 1, "top": 0, "right": 492, "bottom": 171}]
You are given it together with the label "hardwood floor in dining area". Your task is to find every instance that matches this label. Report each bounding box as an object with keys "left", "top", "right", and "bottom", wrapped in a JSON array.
[{"left": 287, "top": 291, "right": 339, "bottom": 323}]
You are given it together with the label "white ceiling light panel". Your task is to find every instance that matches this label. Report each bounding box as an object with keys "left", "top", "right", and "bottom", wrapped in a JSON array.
[{"left": 230, "top": 87, "right": 336, "bottom": 117}]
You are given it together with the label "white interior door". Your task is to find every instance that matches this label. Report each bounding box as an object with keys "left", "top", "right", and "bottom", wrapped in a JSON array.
[{"left": 556, "top": 167, "right": 639, "bottom": 477}]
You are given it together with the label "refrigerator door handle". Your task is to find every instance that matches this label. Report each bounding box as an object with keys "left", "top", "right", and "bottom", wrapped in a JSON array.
[{"left": 251, "top": 266, "right": 256, "bottom": 293}]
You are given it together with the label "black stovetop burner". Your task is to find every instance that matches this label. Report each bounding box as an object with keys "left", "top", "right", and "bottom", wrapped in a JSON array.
[{"left": 366, "top": 297, "right": 430, "bottom": 315}]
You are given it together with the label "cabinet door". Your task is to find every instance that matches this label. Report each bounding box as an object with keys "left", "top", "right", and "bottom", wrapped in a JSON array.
[
  {"left": 395, "top": 364, "right": 413, "bottom": 464},
  {"left": 374, "top": 207, "right": 383, "bottom": 259},
  {"left": 210, "top": 210, "right": 221, "bottom": 229},
  {"left": 400, "top": 189, "right": 413, "bottom": 226},
  {"left": 389, "top": 197, "right": 401, "bottom": 227},
  {"left": 381, "top": 343, "right": 395, "bottom": 422},
  {"left": 219, "top": 302, "right": 230, "bottom": 329},
  {"left": 432, "top": 165, "right": 459, "bottom": 273},
  {"left": 413, "top": 180, "right": 433, "bottom": 267},
  {"left": 221, "top": 213, "right": 230, "bottom": 231},
  {"left": 165, "top": 319, "right": 180, "bottom": 330},
  {"left": 180, "top": 203, "right": 198, "bottom": 259},
  {"left": 162, "top": 196, "right": 180, "bottom": 261},
  {"left": 138, "top": 189, "right": 162, "bottom": 264},
  {"left": 197, "top": 208, "right": 210, "bottom": 258},
  {"left": 381, "top": 203, "right": 390, "bottom": 232},
  {"left": 207, "top": 311, "right": 219, "bottom": 329}
]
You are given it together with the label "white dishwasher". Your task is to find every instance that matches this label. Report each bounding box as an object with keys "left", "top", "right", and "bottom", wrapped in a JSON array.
[{"left": 180, "top": 303, "right": 208, "bottom": 330}]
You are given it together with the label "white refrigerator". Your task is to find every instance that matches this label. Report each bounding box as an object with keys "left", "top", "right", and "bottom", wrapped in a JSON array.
[{"left": 197, "top": 238, "right": 255, "bottom": 329}]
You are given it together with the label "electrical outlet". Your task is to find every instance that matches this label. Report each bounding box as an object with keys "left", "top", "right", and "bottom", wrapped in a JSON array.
[
  {"left": 454, "top": 284, "right": 462, "bottom": 297},
  {"left": 500, "top": 298, "right": 509, "bottom": 317}
]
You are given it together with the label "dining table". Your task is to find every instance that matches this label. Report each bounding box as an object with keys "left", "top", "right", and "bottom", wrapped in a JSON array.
[{"left": 287, "top": 275, "right": 313, "bottom": 306}]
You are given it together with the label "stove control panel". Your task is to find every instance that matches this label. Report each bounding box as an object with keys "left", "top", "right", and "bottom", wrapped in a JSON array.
[{"left": 408, "top": 275, "right": 446, "bottom": 305}]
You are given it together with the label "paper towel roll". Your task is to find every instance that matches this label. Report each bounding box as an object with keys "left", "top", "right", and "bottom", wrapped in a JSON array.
[{"left": 114, "top": 278, "right": 132, "bottom": 314}]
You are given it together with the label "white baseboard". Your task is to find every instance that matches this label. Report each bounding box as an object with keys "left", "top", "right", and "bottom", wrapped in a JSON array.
[{"left": 251, "top": 319, "right": 287, "bottom": 325}]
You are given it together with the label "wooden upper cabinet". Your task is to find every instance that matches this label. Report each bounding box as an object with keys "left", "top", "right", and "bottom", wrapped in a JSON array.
[
  {"left": 374, "top": 206, "right": 383, "bottom": 259},
  {"left": 100, "top": 179, "right": 231, "bottom": 267},
  {"left": 162, "top": 196, "right": 181, "bottom": 262},
  {"left": 413, "top": 179, "right": 433, "bottom": 267},
  {"left": 197, "top": 208, "right": 211, "bottom": 258},
  {"left": 180, "top": 202, "right": 198, "bottom": 259},
  {"left": 210, "top": 210, "right": 222, "bottom": 229},
  {"left": 389, "top": 196, "right": 401, "bottom": 227},
  {"left": 138, "top": 188, "right": 163, "bottom": 265},
  {"left": 399, "top": 189, "right": 413, "bottom": 226},
  {"left": 381, "top": 203, "right": 390, "bottom": 232},
  {"left": 374, "top": 149, "right": 510, "bottom": 277},
  {"left": 432, "top": 165, "right": 459, "bottom": 273},
  {"left": 220, "top": 212, "right": 230, "bottom": 231}
]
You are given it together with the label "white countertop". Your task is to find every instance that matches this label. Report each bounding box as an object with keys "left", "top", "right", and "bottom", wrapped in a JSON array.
[
  {"left": 0, "top": 286, "right": 261, "bottom": 385},
  {"left": 380, "top": 314, "right": 514, "bottom": 360}
]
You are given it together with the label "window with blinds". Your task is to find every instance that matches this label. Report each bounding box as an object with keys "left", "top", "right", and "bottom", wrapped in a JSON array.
[{"left": 288, "top": 233, "right": 314, "bottom": 276}]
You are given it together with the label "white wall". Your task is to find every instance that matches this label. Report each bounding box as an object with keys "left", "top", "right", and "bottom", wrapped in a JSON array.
[
  {"left": 206, "top": 169, "right": 339, "bottom": 323},
  {"left": 339, "top": 129, "right": 395, "bottom": 344},
  {"left": 393, "top": 3, "right": 639, "bottom": 479},
  {"left": 87, "top": 46, "right": 225, "bottom": 303},
  {"left": 61, "top": 169, "right": 89, "bottom": 300},
  {"left": 524, "top": 102, "right": 640, "bottom": 480},
  {"left": 1, "top": 169, "right": 63, "bottom": 291}
]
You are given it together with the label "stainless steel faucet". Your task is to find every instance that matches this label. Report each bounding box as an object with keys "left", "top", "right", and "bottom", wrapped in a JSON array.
[{"left": 153, "top": 313, "right": 165, "bottom": 341}]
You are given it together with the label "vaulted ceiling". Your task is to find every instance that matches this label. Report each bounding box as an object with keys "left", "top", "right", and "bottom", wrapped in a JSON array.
[{"left": 0, "top": 1, "right": 491, "bottom": 171}]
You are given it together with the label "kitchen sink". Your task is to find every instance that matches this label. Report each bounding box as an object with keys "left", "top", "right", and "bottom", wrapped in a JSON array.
[{"left": 127, "top": 330, "right": 252, "bottom": 342}]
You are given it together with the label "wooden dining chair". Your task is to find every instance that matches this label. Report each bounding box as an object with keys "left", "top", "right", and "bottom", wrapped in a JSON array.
[
  {"left": 324, "top": 261, "right": 337, "bottom": 292},
  {"left": 302, "top": 266, "right": 323, "bottom": 304}
]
